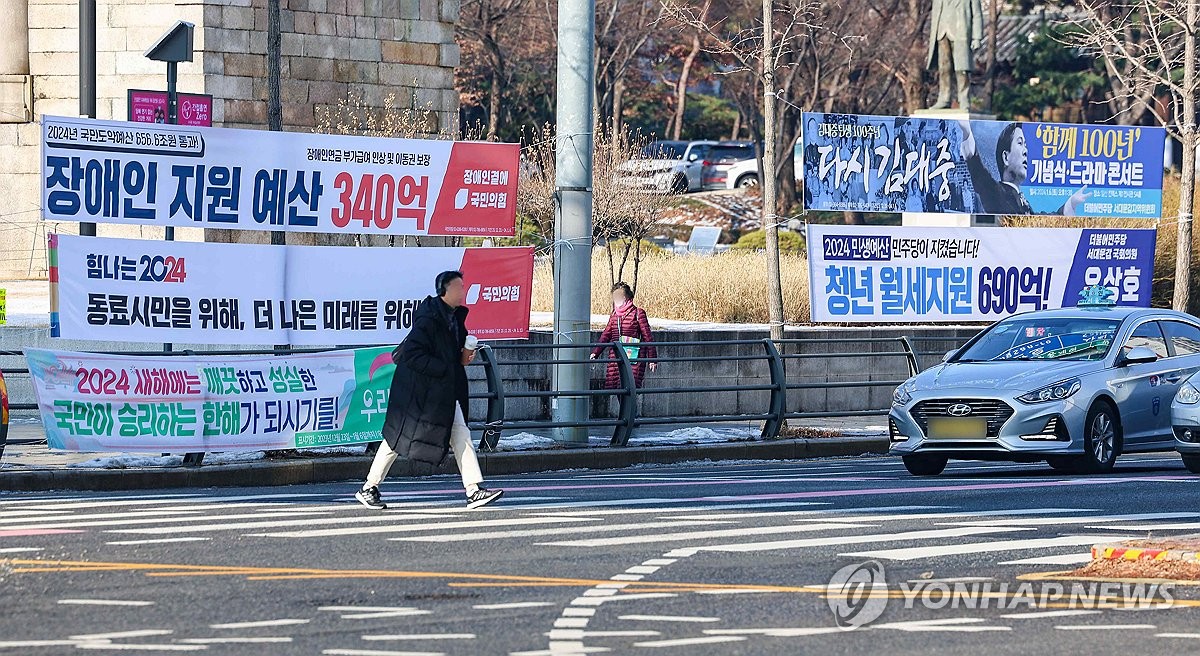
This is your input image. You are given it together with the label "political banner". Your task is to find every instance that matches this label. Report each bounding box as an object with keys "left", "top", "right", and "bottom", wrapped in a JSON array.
[
  {"left": 801, "top": 112, "right": 1166, "bottom": 218},
  {"left": 49, "top": 234, "right": 533, "bottom": 344},
  {"left": 41, "top": 115, "right": 519, "bottom": 236},
  {"left": 806, "top": 225, "right": 1157, "bottom": 323},
  {"left": 26, "top": 347, "right": 403, "bottom": 452}
]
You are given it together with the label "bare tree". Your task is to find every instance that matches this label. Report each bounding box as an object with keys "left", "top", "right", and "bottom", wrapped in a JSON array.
[
  {"left": 595, "top": 0, "right": 665, "bottom": 136},
  {"left": 667, "top": 0, "right": 713, "bottom": 140},
  {"left": 661, "top": 0, "right": 857, "bottom": 338},
  {"left": 459, "top": 0, "right": 528, "bottom": 141},
  {"left": 1066, "top": 1, "right": 1198, "bottom": 311}
]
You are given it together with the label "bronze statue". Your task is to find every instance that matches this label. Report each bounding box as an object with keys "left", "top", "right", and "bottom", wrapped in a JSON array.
[{"left": 927, "top": 0, "right": 984, "bottom": 110}]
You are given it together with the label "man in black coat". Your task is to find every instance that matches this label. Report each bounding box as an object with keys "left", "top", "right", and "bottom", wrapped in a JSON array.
[{"left": 356, "top": 270, "right": 503, "bottom": 510}]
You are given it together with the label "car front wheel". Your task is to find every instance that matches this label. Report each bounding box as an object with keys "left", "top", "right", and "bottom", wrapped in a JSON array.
[
  {"left": 736, "top": 174, "right": 759, "bottom": 188},
  {"left": 1182, "top": 453, "right": 1200, "bottom": 474},
  {"left": 903, "top": 454, "right": 947, "bottom": 476},
  {"left": 1076, "top": 401, "right": 1121, "bottom": 474}
]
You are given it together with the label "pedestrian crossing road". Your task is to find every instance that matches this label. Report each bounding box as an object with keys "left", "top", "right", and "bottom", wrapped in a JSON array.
[{"left": 2, "top": 452, "right": 1200, "bottom": 654}]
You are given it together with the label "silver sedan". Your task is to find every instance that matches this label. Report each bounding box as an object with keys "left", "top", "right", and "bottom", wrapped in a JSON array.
[
  {"left": 890, "top": 307, "right": 1200, "bottom": 476},
  {"left": 1170, "top": 372, "right": 1200, "bottom": 473}
]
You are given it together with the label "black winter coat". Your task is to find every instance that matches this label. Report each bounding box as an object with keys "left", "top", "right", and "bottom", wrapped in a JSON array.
[{"left": 381, "top": 296, "right": 469, "bottom": 467}]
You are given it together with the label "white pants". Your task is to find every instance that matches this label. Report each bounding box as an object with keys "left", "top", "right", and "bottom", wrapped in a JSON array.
[{"left": 365, "top": 404, "right": 483, "bottom": 493}]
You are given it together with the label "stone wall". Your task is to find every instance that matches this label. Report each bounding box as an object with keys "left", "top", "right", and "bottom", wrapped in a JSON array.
[{"left": 0, "top": 0, "right": 460, "bottom": 279}]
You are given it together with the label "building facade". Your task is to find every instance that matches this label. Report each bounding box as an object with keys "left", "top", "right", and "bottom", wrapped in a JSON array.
[{"left": 0, "top": 0, "right": 460, "bottom": 278}]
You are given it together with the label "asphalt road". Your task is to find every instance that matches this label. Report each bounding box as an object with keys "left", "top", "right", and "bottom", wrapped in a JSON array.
[{"left": 3, "top": 452, "right": 1200, "bottom": 655}]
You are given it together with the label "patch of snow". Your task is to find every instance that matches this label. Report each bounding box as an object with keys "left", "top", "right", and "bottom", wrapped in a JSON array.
[
  {"left": 494, "top": 432, "right": 560, "bottom": 451},
  {"left": 68, "top": 454, "right": 185, "bottom": 469}
]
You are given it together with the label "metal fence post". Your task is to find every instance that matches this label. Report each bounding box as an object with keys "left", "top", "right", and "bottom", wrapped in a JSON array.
[
  {"left": 611, "top": 343, "right": 638, "bottom": 447},
  {"left": 762, "top": 339, "right": 786, "bottom": 439},
  {"left": 899, "top": 336, "right": 919, "bottom": 377},
  {"left": 476, "top": 346, "right": 505, "bottom": 451},
  {"left": 180, "top": 349, "right": 204, "bottom": 467}
]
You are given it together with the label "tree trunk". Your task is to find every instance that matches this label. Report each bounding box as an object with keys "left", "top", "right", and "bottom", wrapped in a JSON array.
[
  {"left": 843, "top": 211, "right": 864, "bottom": 225},
  {"left": 983, "top": 0, "right": 998, "bottom": 110},
  {"left": 1173, "top": 3, "right": 1196, "bottom": 312},
  {"left": 611, "top": 77, "right": 625, "bottom": 137},
  {"left": 487, "top": 65, "right": 501, "bottom": 141},
  {"left": 671, "top": 32, "right": 702, "bottom": 140},
  {"left": 761, "top": 0, "right": 785, "bottom": 340},
  {"left": 730, "top": 110, "right": 742, "bottom": 140}
]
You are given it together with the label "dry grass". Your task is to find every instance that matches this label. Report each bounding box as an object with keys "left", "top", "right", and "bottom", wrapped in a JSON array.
[{"left": 532, "top": 250, "right": 811, "bottom": 323}]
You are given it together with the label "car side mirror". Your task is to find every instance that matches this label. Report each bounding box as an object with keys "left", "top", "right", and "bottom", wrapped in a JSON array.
[
  {"left": 942, "top": 350, "right": 956, "bottom": 363},
  {"left": 1118, "top": 346, "right": 1159, "bottom": 366}
]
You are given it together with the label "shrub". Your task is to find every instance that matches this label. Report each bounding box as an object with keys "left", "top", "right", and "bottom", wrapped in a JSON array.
[{"left": 731, "top": 229, "right": 806, "bottom": 253}]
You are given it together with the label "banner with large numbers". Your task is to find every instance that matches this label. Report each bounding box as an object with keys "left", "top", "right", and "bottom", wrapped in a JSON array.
[
  {"left": 801, "top": 112, "right": 1166, "bottom": 218},
  {"left": 50, "top": 234, "right": 533, "bottom": 344},
  {"left": 27, "top": 347, "right": 403, "bottom": 452},
  {"left": 41, "top": 115, "right": 520, "bottom": 236},
  {"left": 806, "top": 225, "right": 1157, "bottom": 323}
]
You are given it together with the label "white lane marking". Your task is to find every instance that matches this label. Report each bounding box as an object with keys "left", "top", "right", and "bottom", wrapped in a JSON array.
[
  {"left": 545, "top": 631, "right": 661, "bottom": 638},
  {"left": 0, "top": 547, "right": 42, "bottom": 553},
  {"left": 528, "top": 502, "right": 832, "bottom": 516},
  {"left": 695, "top": 589, "right": 779, "bottom": 595},
  {"left": 12, "top": 494, "right": 328, "bottom": 510},
  {"left": 107, "top": 538, "right": 211, "bottom": 546},
  {"left": 1158, "top": 633, "right": 1200, "bottom": 639},
  {"left": 180, "top": 637, "right": 294, "bottom": 644},
  {"left": 210, "top": 619, "right": 311, "bottom": 629},
  {"left": 688, "top": 526, "right": 1030, "bottom": 553},
  {"left": 1001, "top": 553, "right": 1094, "bottom": 566},
  {"left": 904, "top": 577, "right": 993, "bottom": 584},
  {"left": 1001, "top": 610, "right": 1102, "bottom": 619},
  {"left": 361, "top": 635, "right": 475, "bottom": 641},
  {"left": 540, "top": 522, "right": 876, "bottom": 548},
  {"left": 619, "top": 615, "right": 720, "bottom": 623},
  {"left": 0, "top": 641, "right": 81, "bottom": 648},
  {"left": 76, "top": 642, "right": 205, "bottom": 651},
  {"left": 642, "top": 559, "right": 677, "bottom": 566},
  {"left": 1089, "top": 523, "right": 1200, "bottom": 531},
  {"left": 610, "top": 575, "right": 644, "bottom": 582},
  {"left": 474, "top": 602, "right": 556, "bottom": 610},
  {"left": 510, "top": 648, "right": 611, "bottom": 656},
  {"left": 704, "top": 628, "right": 842, "bottom": 637},
  {"left": 625, "top": 566, "right": 662, "bottom": 575},
  {"left": 2, "top": 510, "right": 331, "bottom": 531},
  {"left": 323, "top": 650, "right": 445, "bottom": 656},
  {"left": 944, "top": 512, "right": 1200, "bottom": 527},
  {"left": 107, "top": 512, "right": 490, "bottom": 536},
  {"left": 58, "top": 599, "right": 155, "bottom": 607},
  {"left": 554, "top": 618, "right": 590, "bottom": 629},
  {"left": 0, "top": 510, "right": 211, "bottom": 525},
  {"left": 242, "top": 516, "right": 598, "bottom": 539},
  {"left": 0, "top": 510, "right": 73, "bottom": 518},
  {"left": 69, "top": 630, "right": 173, "bottom": 641},
  {"left": 570, "top": 594, "right": 679, "bottom": 607},
  {"left": 1056, "top": 625, "right": 1157, "bottom": 630},
  {"left": 842, "top": 534, "right": 1139, "bottom": 561},
  {"left": 633, "top": 636, "right": 746, "bottom": 647},
  {"left": 390, "top": 520, "right": 735, "bottom": 543},
  {"left": 562, "top": 608, "right": 596, "bottom": 617},
  {"left": 872, "top": 618, "right": 1010, "bottom": 633},
  {"left": 320, "top": 607, "right": 432, "bottom": 620}
]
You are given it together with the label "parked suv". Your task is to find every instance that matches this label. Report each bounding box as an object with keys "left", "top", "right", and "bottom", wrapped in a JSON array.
[{"left": 616, "top": 140, "right": 755, "bottom": 193}]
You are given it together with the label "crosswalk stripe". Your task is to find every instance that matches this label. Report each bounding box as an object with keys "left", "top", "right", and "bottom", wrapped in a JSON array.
[
  {"left": 106, "top": 512, "right": 484, "bottom": 536},
  {"left": 942, "top": 512, "right": 1200, "bottom": 527},
  {"left": 695, "top": 526, "right": 1031, "bottom": 553},
  {"left": 241, "top": 518, "right": 600, "bottom": 539},
  {"left": 538, "top": 522, "right": 878, "bottom": 548},
  {"left": 527, "top": 502, "right": 835, "bottom": 517},
  {"left": 1087, "top": 522, "right": 1200, "bottom": 531},
  {"left": 0, "top": 510, "right": 336, "bottom": 531},
  {"left": 389, "top": 520, "right": 736, "bottom": 543},
  {"left": 841, "top": 534, "right": 1139, "bottom": 561},
  {"left": 1000, "top": 553, "right": 1094, "bottom": 566}
]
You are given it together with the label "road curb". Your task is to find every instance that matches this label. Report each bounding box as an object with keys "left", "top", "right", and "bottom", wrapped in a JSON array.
[
  {"left": 1091, "top": 543, "right": 1200, "bottom": 563},
  {"left": 0, "top": 436, "right": 889, "bottom": 492}
]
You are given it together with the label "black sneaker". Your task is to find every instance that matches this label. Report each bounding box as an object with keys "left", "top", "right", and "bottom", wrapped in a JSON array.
[
  {"left": 466, "top": 488, "right": 503, "bottom": 509},
  {"left": 355, "top": 486, "right": 386, "bottom": 510}
]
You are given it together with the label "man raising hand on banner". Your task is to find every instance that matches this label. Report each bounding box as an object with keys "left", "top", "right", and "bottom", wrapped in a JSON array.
[
  {"left": 356, "top": 271, "right": 503, "bottom": 510},
  {"left": 958, "top": 120, "right": 1090, "bottom": 216}
]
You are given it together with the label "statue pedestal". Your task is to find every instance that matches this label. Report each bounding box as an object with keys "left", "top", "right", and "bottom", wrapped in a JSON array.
[{"left": 901, "top": 109, "right": 997, "bottom": 228}]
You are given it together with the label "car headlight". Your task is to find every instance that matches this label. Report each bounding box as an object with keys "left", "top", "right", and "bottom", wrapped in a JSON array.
[
  {"left": 1178, "top": 382, "right": 1200, "bottom": 405},
  {"left": 893, "top": 381, "right": 915, "bottom": 406},
  {"left": 1017, "top": 378, "right": 1082, "bottom": 404}
]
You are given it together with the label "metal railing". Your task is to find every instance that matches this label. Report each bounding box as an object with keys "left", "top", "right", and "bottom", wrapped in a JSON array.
[{"left": 0, "top": 334, "right": 973, "bottom": 462}]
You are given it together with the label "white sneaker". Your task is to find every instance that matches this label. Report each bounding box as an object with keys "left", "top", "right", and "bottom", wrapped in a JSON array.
[{"left": 466, "top": 488, "right": 503, "bottom": 509}]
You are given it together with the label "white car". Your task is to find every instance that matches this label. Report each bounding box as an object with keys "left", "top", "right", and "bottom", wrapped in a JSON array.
[
  {"left": 616, "top": 141, "right": 754, "bottom": 193},
  {"left": 724, "top": 158, "right": 761, "bottom": 189}
]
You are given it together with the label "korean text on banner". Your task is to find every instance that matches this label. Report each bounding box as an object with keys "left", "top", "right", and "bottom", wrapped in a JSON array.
[
  {"left": 49, "top": 234, "right": 534, "bottom": 345},
  {"left": 27, "top": 347, "right": 403, "bottom": 452},
  {"left": 806, "top": 225, "right": 1157, "bottom": 323},
  {"left": 801, "top": 112, "right": 1166, "bottom": 218},
  {"left": 41, "top": 115, "right": 520, "bottom": 236}
]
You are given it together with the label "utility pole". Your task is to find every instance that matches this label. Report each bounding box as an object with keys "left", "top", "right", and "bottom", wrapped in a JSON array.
[
  {"left": 268, "top": 0, "right": 289, "bottom": 356},
  {"left": 78, "top": 0, "right": 96, "bottom": 238},
  {"left": 551, "top": 0, "right": 595, "bottom": 444},
  {"left": 760, "top": 0, "right": 785, "bottom": 340}
]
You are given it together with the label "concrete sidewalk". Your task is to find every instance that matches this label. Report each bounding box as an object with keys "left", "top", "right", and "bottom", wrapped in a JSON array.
[{"left": 0, "top": 417, "right": 890, "bottom": 492}]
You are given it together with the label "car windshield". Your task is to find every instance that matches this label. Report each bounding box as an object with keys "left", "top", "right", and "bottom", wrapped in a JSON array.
[
  {"left": 642, "top": 142, "right": 685, "bottom": 160},
  {"left": 956, "top": 317, "right": 1121, "bottom": 362}
]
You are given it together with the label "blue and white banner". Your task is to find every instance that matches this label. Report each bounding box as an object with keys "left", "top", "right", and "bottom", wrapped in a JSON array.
[
  {"left": 801, "top": 112, "right": 1166, "bottom": 218},
  {"left": 806, "top": 225, "right": 1157, "bottom": 323}
]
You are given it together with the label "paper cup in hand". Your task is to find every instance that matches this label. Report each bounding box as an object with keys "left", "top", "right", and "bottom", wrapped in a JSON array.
[{"left": 464, "top": 335, "right": 480, "bottom": 353}]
